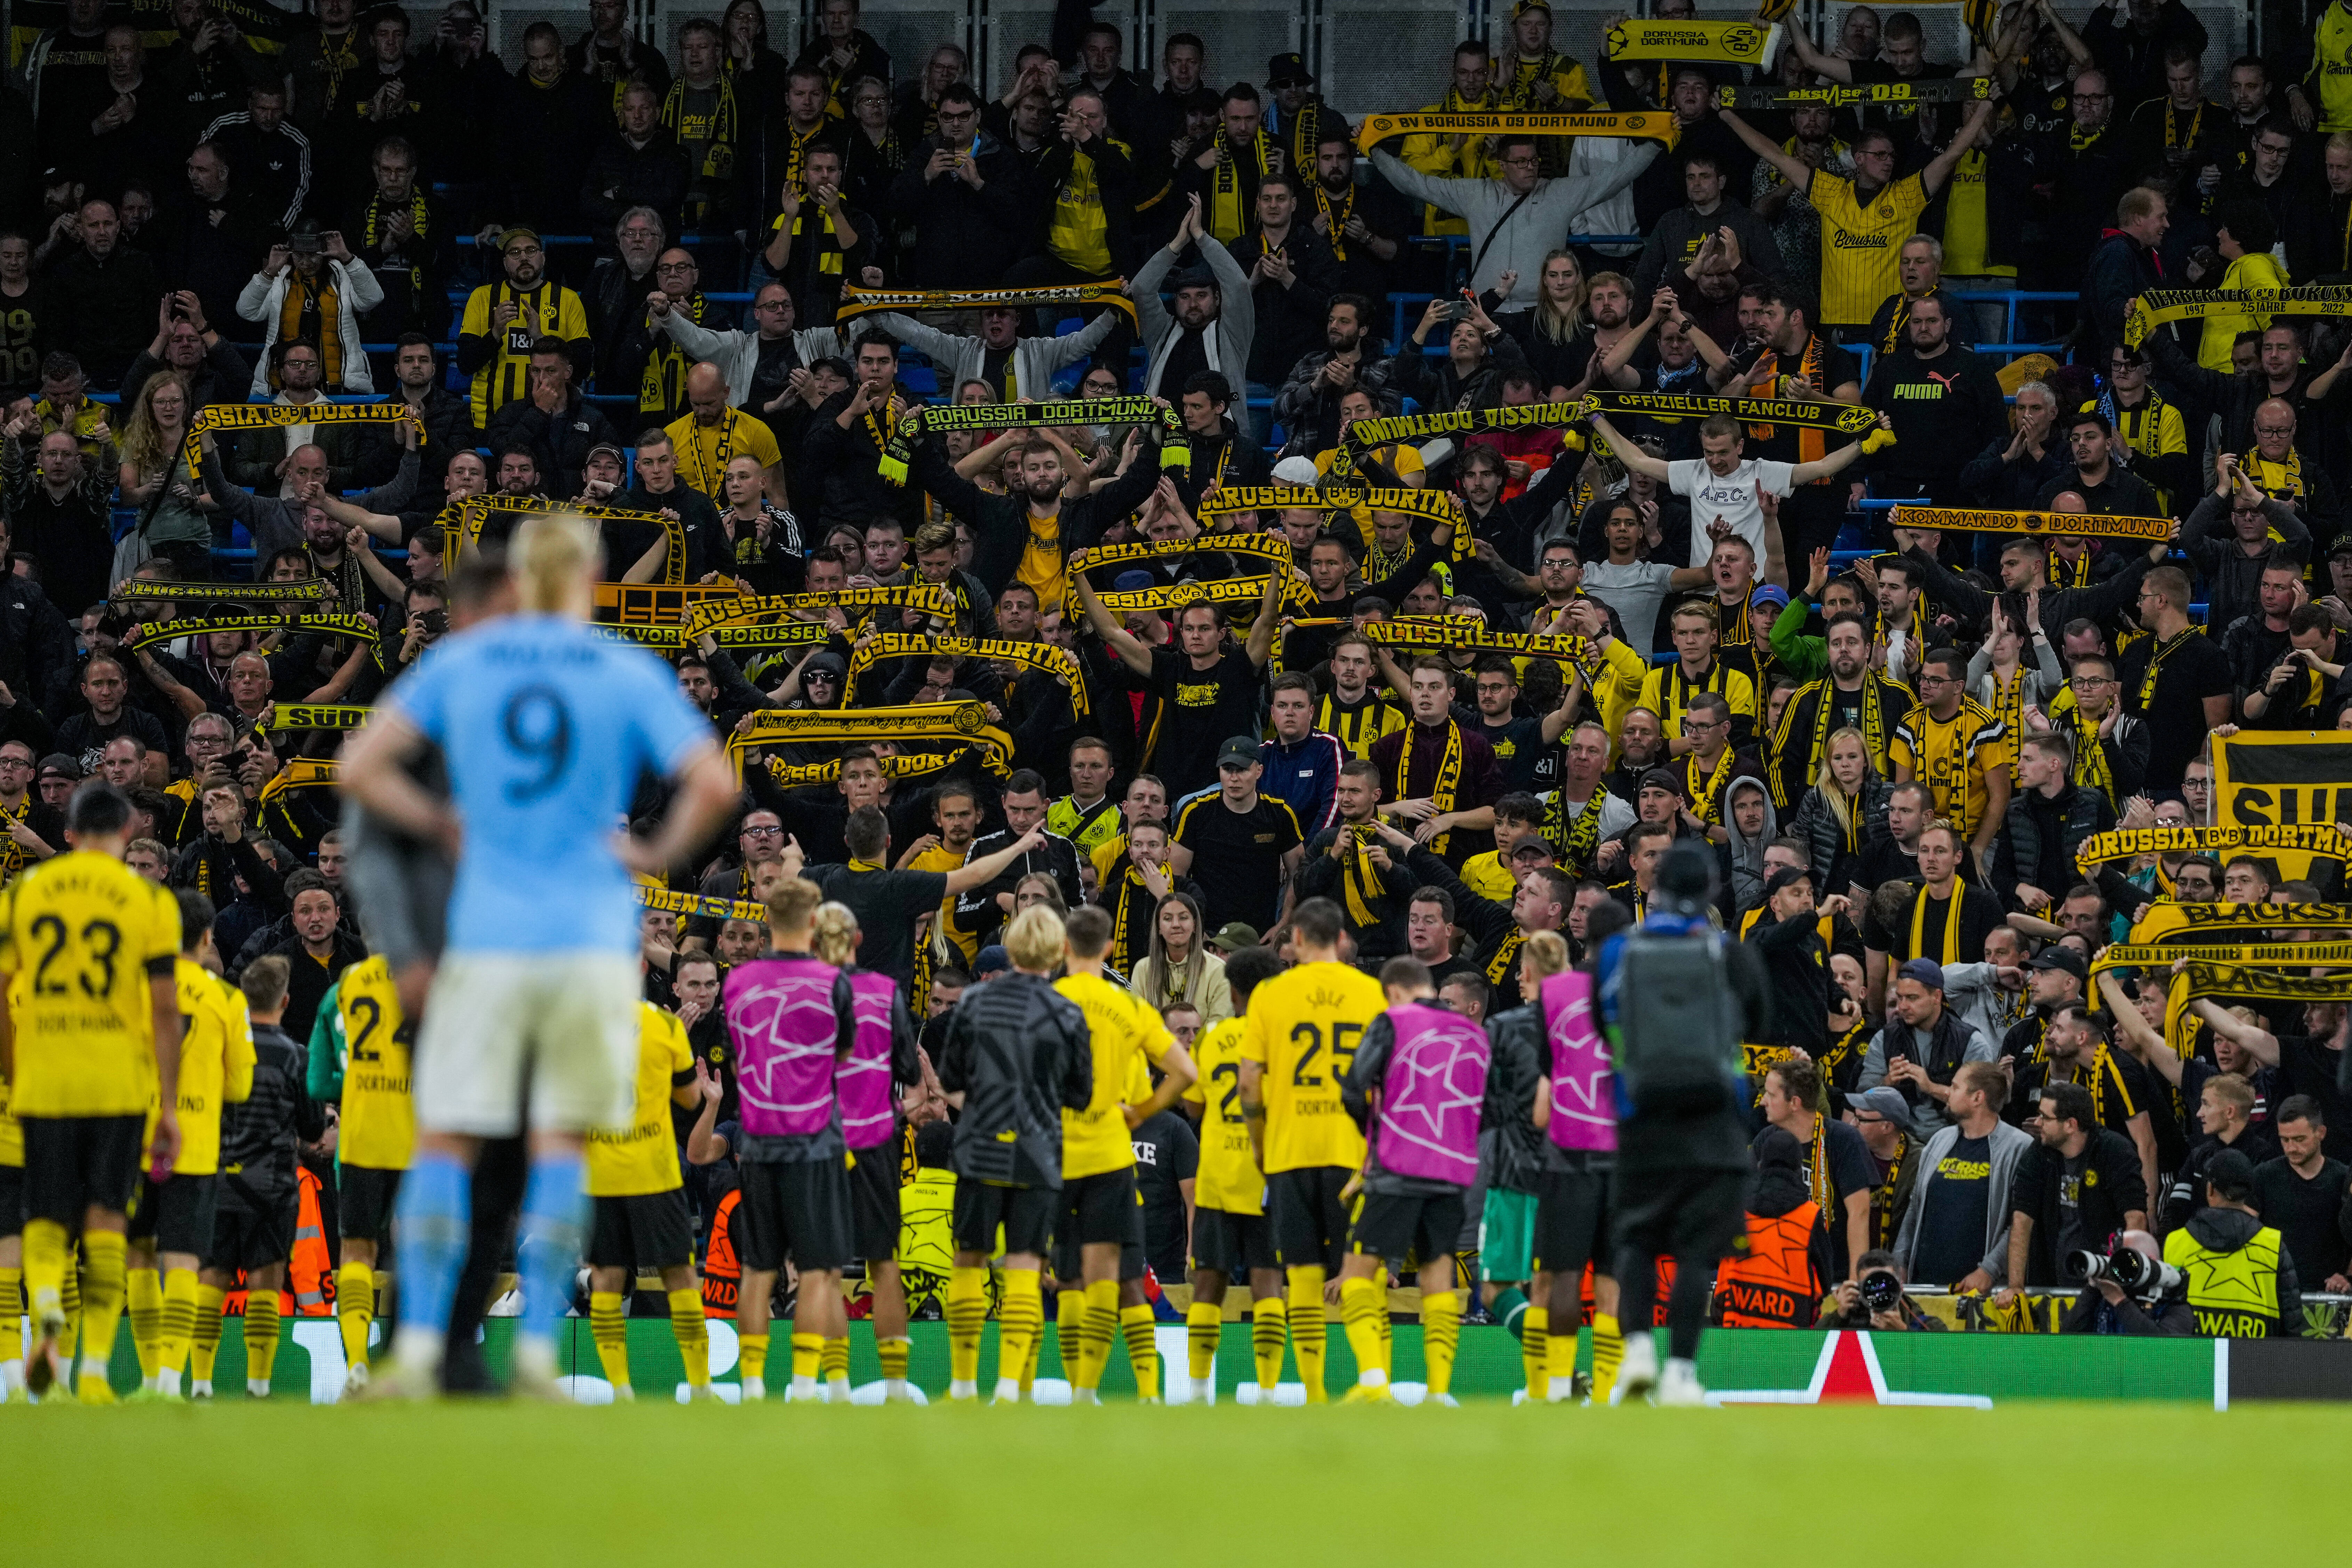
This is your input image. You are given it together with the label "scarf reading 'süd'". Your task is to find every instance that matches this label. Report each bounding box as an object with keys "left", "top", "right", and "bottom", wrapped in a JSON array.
[
  {"left": 1602, "top": 18, "right": 1780, "bottom": 63},
  {"left": 1363, "top": 615, "right": 1592, "bottom": 665},
  {"left": 685, "top": 583, "right": 956, "bottom": 638},
  {"left": 2124, "top": 286, "right": 2352, "bottom": 349},
  {"left": 844, "top": 632, "right": 1087, "bottom": 714},
  {"left": 1353, "top": 109, "right": 1680, "bottom": 152},
  {"left": 2072, "top": 823, "right": 2352, "bottom": 874},
  {"left": 836, "top": 281, "right": 1139, "bottom": 328},
  {"left": 268, "top": 704, "right": 372, "bottom": 731},
  {"left": 726, "top": 702, "right": 1015, "bottom": 778},
  {"left": 876, "top": 397, "right": 1187, "bottom": 485},
  {"left": 185, "top": 402, "right": 416, "bottom": 477},
  {"left": 1888, "top": 503, "right": 2171, "bottom": 541},
  {"left": 124, "top": 613, "right": 375, "bottom": 651},
  {"left": 113, "top": 578, "right": 333, "bottom": 605}
]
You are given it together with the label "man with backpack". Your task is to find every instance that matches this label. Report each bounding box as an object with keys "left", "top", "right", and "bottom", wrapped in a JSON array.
[{"left": 1596, "top": 841, "right": 1768, "bottom": 1406}]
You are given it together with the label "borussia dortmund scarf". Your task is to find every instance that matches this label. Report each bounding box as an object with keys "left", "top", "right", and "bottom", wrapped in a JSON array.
[
  {"left": 1602, "top": 19, "right": 1780, "bottom": 64},
  {"left": 1716, "top": 77, "right": 1992, "bottom": 108},
  {"left": 276, "top": 273, "right": 342, "bottom": 385},
  {"left": 1092, "top": 574, "right": 1313, "bottom": 618},
  {"left": 589, "top": 621, "right": 834, "bottom": 651},
  {"left": 1063, "top": 532, "right": 1294, "bottom": 615},
  {"left": 2160, "top": 964, "right": 2352, "bottom": 1059},
  {"left": 257, "top": 756, "right": 340, "bottom": 804},
  {"left": 359, "top": 190, "right": 433, "bottom": 295},
  {"left": 1684, "top": 746, "right": 1735, "bottom": 825},
  {"left": 453, "top": 494, "right": 687, "bottom": 585},
  {"left": 2134, "top": 628, "right": 2205, "bottom": 708},
  {"left": 185, "top": 401, "right": 412, "bottom": 477},
  {"left": 1352, "top": 108, "right": 1679, "bottom": 152},
  {"left": 637, "top": 884, "right": 765, "bottom": 924},
  {"left": 1396, "top": 720, "right": 1465, "bottom": 856},
  {"left": 673, "top": 407, "right": 750, "bottom": 497},
  {"left": 113, "top": 578, "right": 332, "bottom": 606},
  {"left": 662, "top": 74, "right": 740, "bottom": 188},
  {"left": 686, "top": 583, "right": 955, "bottom": 636},
  {"left": 1581, "top": 388, "right": 1885, "bottom": 441},
  {"left": 1985, "top": 660, "right": 2028, "bottom": 780},
  {"left": 1309, "top": 175, "right": 1357, "bottom": 260},
  {"left": 844, "top": 632, "right": 1086, "bottom": 714},
  {"left": 2051, "top": 691, "right": 2119, "bottom": 806},
  {"left": 641, "top": 292, "right": 711, "bottom": 414},
  {"left": 875, "top": 396, "right": 1185, "bottom": 485},
  {"left": 1198, "top": 484, "right": 1469, "bottom": 554},
  {"left": 1908, "top": 880, "right": 1967, "bottom": 964},
  {"left": 727, "top": 702, "right": 1014, "bottom": 779},
  {"left": 1283, "top": 96, "right": 1329, "bottom": 182},
  {"left": 1210, "top": 130, "right": 1274, "bottom": 241},
  {"left": 1339, "top": 826, "right": 1387, "bottom": 927},
  {"left": 836, "top": 280, "right": 1139, "bottom": 327},
  {"left": 764, "top": 751, "right": 958, "bottom": 790},
  {"left": 268, "top": 703, "right": 371, "bottom": 731},
  {"left": 1486, "top": 927, "right": 1528, "bottom": 985},
  {"left": 1363, "top": 616, "right": 1591, "bottom": 666},
  {"left": 2073, "top": 824, "right": 2351, "bottom": 874},
  {"left": 1545, "top": 787, "right": 1608, "bottom": 878},
  {"left": 2241, "top": 445, "right": 2306, "bottom": 504},
  {"left": 2124, "top": 286, "right": 2352, "bottom": 349},
  {"left": 124, "top": 613, "right": 374, "bottom": 651},
  {"left": 1780, "top": 675, "right": 1897, "bottom": 797}
]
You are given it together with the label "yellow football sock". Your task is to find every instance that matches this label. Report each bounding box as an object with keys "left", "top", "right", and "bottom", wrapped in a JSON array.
[
  {"left": 1250, "top": 1296, "right": 1287, "bottom": 1392},
  {"left": 242, "top": 1289, "right": 281, "bottom": 1390},
  {"left": 738, "top": 1331, "right": 770, "bottom": 1384},
  {"left": 127, "top": 1266, "right": 162, "bottom": 1382},
  {"left": 1339, "top": 1276, "right": 1386, "bottom": 1386},
  {"left": 22, "top": 1219, "right": 65, "bottom": 1323},
  {"left": 1119, "top": 1304, "right": 1159, "bottom": 1401},
  {"left": 1186, "top": 1300, "right": 1221, "bottom": 1383},
  {"left": 190, "top": 1284, "right": 225, "bottom": 1383},
  {"left": 1523, "top": 1305, "right": 1549, "bottom": 1401},
  {"left": 668, "top": 1290, "right": 709, "bottom": 1387},
  {"left": 589, "top": 1290, "right": 630, "bottom": 1389},
  {"left": 1054, "top": 1287, "right": 1083, "bottom": 1380},
  {"left": 1369, "top": 1274, "right": 1392, "bottom": 1376},
  {"left": 158, "top": 1268, "right": 198, "bottom": 1380},
  {"left": 997, "top": 1269, "right": 1042, "bottom": 1392},
  {"left": 1422, "top": 1290, "right": 1461, "bottom": 1398},
  {"left": 1020, "top": 1308, "right": 1041, "bottom": 1393},
  {"left": 77, "top": 1231, "right": 127, "bottom": 1401},
  {"left": 1076, "top": 1278, "right": 1117, "bottom": 1392},
  {"left": 57, "top": 1255, "right": 81, "bottom": 1362},
  {"left": 944, "top": 1265, "right": 987, "bottom": 1387},
  {"left": 0, "top": 1265, "right": 21, "bottom": 1360},
  {"left": 1548, "top": 1323, "right": 1580, "bottom": 1394},
  {"left": 1590, "top": 1312, "right": 1625, "bottom": 1406},
  {"left": 821, "top": 1335, "right": 850, "bottom": 1382},
  {"left": 876, "top": 1336, "right": 910, "bottom": 1384},
  {"left": 1286, "top": 1267, "right": 1328, "bottom": 1402},
  {"left": 337, "top": 1260, "right": 375, "bottom": 1367},
  {"left": 789, "top": 1332, "right": 823, "bottom": 1382}
]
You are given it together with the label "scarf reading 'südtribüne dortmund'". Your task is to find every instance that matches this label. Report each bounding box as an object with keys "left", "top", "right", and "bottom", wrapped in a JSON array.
[
  {"left": 876, "top": 397, "right": 1187, "bottom": 485},
  {"left": 835, "top": 281, "right": 1139, "bottom": 328},
  {"left": 1602, "top": 19, "right": 1780, "bottom": 63},
  {"left": 844, "top": 632, "right": 1088, "bottom": 714},
  {"left": 113, "top": 578, "right": 334, "bottom": 605},
  {"left": 1353, "top": 109, "right": 1680, "bottom": 153},
  {"left": 2125, "top": 286, "right": 2352, "bottom": 349},
  {"left": 1889, "top": 504, "right": 2171, "bottom": 541},
  {"left": 185, "top": 402, "right": 415, "bottom": 477},
  {"left": 685, "top": 583, "right": 956, "bottom": 638}
]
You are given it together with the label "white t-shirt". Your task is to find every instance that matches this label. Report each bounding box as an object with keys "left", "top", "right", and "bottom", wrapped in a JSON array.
[{"left": 1667, "top": 457, "right": 1797, "bottom": 568}]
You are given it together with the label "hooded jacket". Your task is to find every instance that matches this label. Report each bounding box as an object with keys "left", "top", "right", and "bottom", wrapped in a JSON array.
[
  {"left": 2165, "top": 1205, "right": 2304, "bottom": 1337},
  {"left": 1893, "top": 1115, "right": 2034, "bottom": 1284},
  {"left": 934, "top": 970, "right": 1093, "bottom": 1188},
  {"left": 1724, "top": 773, "right": 1778, "bottom": 914},
  {"left": 1133, "top": 233, "right": 1257, "bottom": 435}
]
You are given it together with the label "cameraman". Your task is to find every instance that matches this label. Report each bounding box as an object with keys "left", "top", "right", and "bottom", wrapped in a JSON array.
[
  {"left": 2008, "top": 1081, "right": 2149, "bottom": 1289},
  {"left": 1819, "top": 1249, "right": 1944, "bottom": 1331},
  {"left": 2059, "top": 1228, "right": 2195, "bottom": 1335}
]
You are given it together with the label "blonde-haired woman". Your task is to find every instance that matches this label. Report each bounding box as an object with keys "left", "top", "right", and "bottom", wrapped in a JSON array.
[
  {"left": 1787, "top": 727, "right": 1892, "bottom": 899},
  {"left": 115, "top": 370, "right": 210, "bottom": 578},
  {"left": 812, "top": 899, "right": 926, "bottom": 1401},
  {"left": 336, "top": 505, "right": 739, "bottom": 1402},
  {"left": 1129, "top": 890, "right": 1231, "bottom": 1026},
  {"left": 1488, "top": 249, "right": 1591, "bottom": 399}
]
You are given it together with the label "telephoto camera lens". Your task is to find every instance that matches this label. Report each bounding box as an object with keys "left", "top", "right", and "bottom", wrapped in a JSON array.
[{"left": 1858, "top": 1271, "right": 1904, "bottom": 1314}]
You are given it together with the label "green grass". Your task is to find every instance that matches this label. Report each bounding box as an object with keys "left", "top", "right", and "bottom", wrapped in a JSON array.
[{"left": 6, "top": 1399, "right": 2351, "bottom": 1562}]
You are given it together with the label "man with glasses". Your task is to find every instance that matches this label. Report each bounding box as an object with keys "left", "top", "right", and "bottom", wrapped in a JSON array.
[
  {"left": 2147, "top": 314, "right": 2318, "bottom": 462},
  {"left": 1891, "top": 647, "right": 2011, "bottom": 879},
  {"left": 455, "top": 226, "right": 592, "bottom": 427},
  {"left": 2100, "top": 347, "right": 2193, "bottom": 514},
  {"left": 161, "top": 714, "right": 238, "bottom": 846},
  {"left": 0, "top": 740, "right": 61, "bottom": 873},
  {"left": 621, "top": 249, "right": 715, "bottom": 425},
  {"left": 2031, "top": 655, "right": 2147, "bottom": 809}
]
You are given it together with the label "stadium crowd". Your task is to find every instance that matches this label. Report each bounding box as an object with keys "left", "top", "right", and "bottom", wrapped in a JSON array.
[{"left": 2, "top": 0, "right": 2352, "bottom": 1406}]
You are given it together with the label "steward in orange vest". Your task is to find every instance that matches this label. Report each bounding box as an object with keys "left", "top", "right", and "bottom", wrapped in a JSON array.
[{"left": 1714, "top": 1126, "right": 1836, "bottom": 1328}]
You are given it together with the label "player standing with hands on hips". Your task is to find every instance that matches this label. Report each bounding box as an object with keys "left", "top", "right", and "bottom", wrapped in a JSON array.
[{"left": 338, "top": 514, "right": 738, "bottom": 1399}]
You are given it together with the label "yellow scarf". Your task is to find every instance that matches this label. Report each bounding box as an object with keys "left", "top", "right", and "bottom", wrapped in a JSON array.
[
  {"left": 1209, "top": 130, "right": 1274, "bottom": 242},
  {"left": 276, "top": 274, "right": 342, "bottom": 386},
  {"left": 1309, "top": 176, "right": 1356, "bottom": 260},
  {"left": 1908, "top": 881, "right": 1966, "bottom": 964},
  {"left": 2050, "top": 687, "right": 2120, "bottom": 806},
  {"left": 1340, "top": 827, "right": 1386, "bottom": 926},
  {"left": 2135, "top": 628, "right": 2205, "bottom": 708},
  {"left": 1902, "top": 698, "right": 1995, "bottom": 837},
  {"left": 640, "top": 292, "right": 710, "bottom": 413},
  {"left": 1485, "top": 927, "right": 1528, "bottom": 985},
  {"left": 1783, "top": 675, "right": 1895, "bottom": 799},
  {"left": 1986, "top": 661, "right": 2028, "bottom": 784},
  {"left": 1545, "top": 787, "right": 1608, "bottom": 878},
  {"left": 359, "top": 191, "right": 432, "bottom": 294},
  {"left": 661, "top": 75, "right": 740, "bottom": 194},
  {"left": 2242, "top": 445, "right": 2304, "bottom": 505},
  {"left": 1684, "top": 747, "right": 1735, "bottom": 825},
  {"left": 1397, "top": 721, "right": 1465, "bottom": 856}
]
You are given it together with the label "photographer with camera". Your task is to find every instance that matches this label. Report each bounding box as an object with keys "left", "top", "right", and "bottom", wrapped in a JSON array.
[
  {"left": 2059, "top": 1229, "right": 2196, "bottom": 1335},
  {"left": 2009, "top": 1081, "right": 2150, "bottom": 1291},
  {"left": 2162, "top": 1147, "right": 2304, "bottom": 1338},
  {"left": 1818, "top": 1249, "right": 1944, "bottom": 1331}
]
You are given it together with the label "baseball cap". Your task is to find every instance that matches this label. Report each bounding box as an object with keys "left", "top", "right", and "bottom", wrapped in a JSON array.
[
  {"left": 584, "top": 441, "right": 624, "bottom": 466},
  {"left": 287, "top": 218, "right": 323, "bottom": 254},
  {"left": 800, "top": 650, "right": 847, "bottom": 680},
  {"left": 2206, "top": 1147, "right": 2258, "bottom": 1203},
  {"left": 1208, "top": 922, "right": 1260, "bottom": 954},
  {"left": 1842, "top": 1086, "right": 1913, "bottom": 1133},
  {"left": 1762, "top": 863, "right": 1812, "bottom": 899},
  {"left": 500, "top": 225, "right": 542, "bottom": 252},
  {"left": 972, "top": 945, "right": 1011, "bottom": 978},
  {"left": 1751, "top": 583, "right": 1790, "bottom": 613},
  {"left": 1896, "top": 957, "right": 1945, "bottom": 990},
  {"left": 36, "top": 753, "right": 79, "bottom": 782},
  {"left": 1513, "top": 0, "right": 1553, "bottom": 15},
  {"left": 2030, "top": 947, "right": 2089, "bottom": 980},
  {"left": 2329, "top": 535, "right": 2352, "bottom": 563},
  {"left": 1637, "top": 766, "right": 1683, "bottom": 798},
  {"left": 1216, "top": 735, "right": 1262, "bottom": 770}
]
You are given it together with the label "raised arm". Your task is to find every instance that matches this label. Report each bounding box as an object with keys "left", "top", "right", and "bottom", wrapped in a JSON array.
[
  {"left": 1073, "top": 573, "right": 1156, "bottom": 676},
  {"left": 1589, "top": 413, "right": 1670, "bottom": 481},
  {"left": 1921, "top": 101, "right": 1996, "bottom": 197},
  {"left": 1717, "top": 108, "right": 1813, "bottom": 189}
]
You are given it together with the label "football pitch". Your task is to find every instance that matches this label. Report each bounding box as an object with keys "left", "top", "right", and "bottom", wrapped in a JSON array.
[{"left": 9, "top": 1400, "right": 2350, "bottom": 1563}]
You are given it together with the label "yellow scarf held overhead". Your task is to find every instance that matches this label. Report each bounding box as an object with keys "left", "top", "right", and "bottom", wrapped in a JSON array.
[{"left": 1353, "top": 109, "right": 1681, "bottom": 152}]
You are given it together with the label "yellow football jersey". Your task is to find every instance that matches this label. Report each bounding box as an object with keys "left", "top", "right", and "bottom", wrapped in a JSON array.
[
  {"left": 334, "top": 955, "right": 415, "bottom": 1172},
  {"left": 587, "top": 1003, "right": 694, "bottom": 1197},
  {"left": 1181, "top": 1017, "right": 1265, "bottom": 1215},
  {"left": 0, "top": 850, "right": 181, "bottom": 1117},
  {"left": 1890, "top": 700, "right": 2010, "bottom": 841},
  {"left": 1054, "top": 971, "right": 1174, "bottom": 1180},
  {"left": 1236, "top": 960, "right": 1384, "bottom": 1173},
  {"left": 166, "top": 957, "right": 253, "bottom": 1176}
]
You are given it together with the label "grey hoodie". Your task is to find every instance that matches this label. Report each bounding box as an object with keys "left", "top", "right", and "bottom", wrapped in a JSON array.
[
  {"left": 1893, "top": 1116, "right": 2033, "bottom": 1286},
  {"left": 1725, "top": 773, "right": 1777, "bottom": 914}
]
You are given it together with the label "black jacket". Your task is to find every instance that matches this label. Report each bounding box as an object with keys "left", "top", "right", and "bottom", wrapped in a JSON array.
[
  {"left": 935, "top": 972, "right": 1093, "bottom": 1188},
  {"left": 2082, "top": 229, "right": 2164, "bottom": 366},
  {"left": 951, "top": 826, "right": 1083, "bottom": 950},
  {"left": 495, "top": 69, "right": 606, "bottom": 233},
  {"left": 1858, "top": 347, "right": 2010, "bottom": 500},
  {"left": 217, "top": 1021, "right": 326, "bottom": 1203},
  {"left": 1479, "top": 1002, "right": 1550, "bottom": 1194},
  {"left": 254, "top": 927, "right": 368, "bottom": 1046},
  {"left": 40, "top": 243, "right": 162, "bottom": 386},
  {"left": 1995, "top": 780, "right": 2117, "bottom": 909},
  {"left": 1898, "top": 542, "right": 2154, "bottom": 645},
  {"left": 578, "top": 127, "right": 691, "bottom": 240},
  {"left": 2010, "top": 1127, "right": 2149, "bottom": 1287},
  {"left": 888, "top": 131, "right": 1038, "bottom": 289},
  {"left": 484, "top": 392, "right": 616, "bottom": 496},
  {"left": 2182, "top": 492, "right": 2313, "bottom": 635}
]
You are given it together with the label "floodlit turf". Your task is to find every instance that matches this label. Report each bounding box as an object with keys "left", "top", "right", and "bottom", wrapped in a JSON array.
[{"left": 6, "top": 1399, "right": 2351, "bottom": 1563}]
